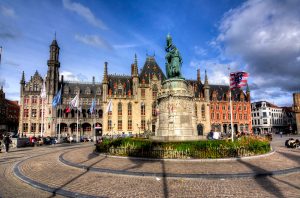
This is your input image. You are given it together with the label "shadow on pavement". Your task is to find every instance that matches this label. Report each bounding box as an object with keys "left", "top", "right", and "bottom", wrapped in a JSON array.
[
  {"left": 276, "top": 150, "right": 300, "bottom": 165},
  {"left": 125, "top": 157, "right": 169, "bottom": 197},
  {"left": 48, "top": 157, "right": 108, "bottom": 198},
  {"left": 237, "top": 159, "right": 285, "bottom": 198}
]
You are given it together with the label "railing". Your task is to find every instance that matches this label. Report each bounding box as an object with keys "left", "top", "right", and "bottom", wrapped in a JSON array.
[{"left": 98, "top": 145, "right": 270, "bottom": 159}]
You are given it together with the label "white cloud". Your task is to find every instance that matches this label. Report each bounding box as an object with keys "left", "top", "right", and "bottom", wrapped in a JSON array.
[
  {"left": 194, "top": 46, "right": 207, "bottom": 56},
  {"left": 0, "top": 5, "right": 15, "bottom": 17},
  {"left": 215, "top": 0, "right": 300, "bottom": 105},
  {"left": 74, "top": 34, "right": 112, "bottom": 50},
  {"left": 113, "top": 44, "right": 138, "bottom": 49},
  {"left": 62, "top": 0, "right": 107, "bottom": 30},
  {"left": 189, "top": 59, "right": 239, "bottom": 85},
  {"left": 61, "top": 71, "right": 89, "bottom": 82}
]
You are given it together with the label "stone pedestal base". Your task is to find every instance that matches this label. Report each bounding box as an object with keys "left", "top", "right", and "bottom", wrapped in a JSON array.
[{"left": 155, "top": 79, "right": 198, "bottom": 141}]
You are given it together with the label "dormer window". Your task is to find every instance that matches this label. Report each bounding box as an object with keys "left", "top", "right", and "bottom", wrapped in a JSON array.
[
  {"left": 85, "top": 87, "right": 91, "bottom": 95},
  {"left": 74, "top": 87, "right": 80, "bottom": 94},
  {"left": 64, "top": 87, "right": 69, "bottom": 94}
]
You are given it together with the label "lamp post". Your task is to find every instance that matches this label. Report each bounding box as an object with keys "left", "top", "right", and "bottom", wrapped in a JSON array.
[{"left": 79, "top": 119, "right": 82, "bottom": 141}]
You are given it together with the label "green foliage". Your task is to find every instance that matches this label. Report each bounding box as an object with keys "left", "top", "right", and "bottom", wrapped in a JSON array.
[{"left": 95, "top": 136, "right": 271, "bottom": 159}]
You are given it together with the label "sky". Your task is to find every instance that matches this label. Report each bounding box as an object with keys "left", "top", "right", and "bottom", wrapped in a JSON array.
[{"left": 0, "top": 0, "right": 299, "bottom": 106}]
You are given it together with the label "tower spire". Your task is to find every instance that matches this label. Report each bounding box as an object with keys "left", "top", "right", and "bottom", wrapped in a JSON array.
[
  {"left": 103, "top": 62, "right": 108, "bottom": 83},
  {"left": 132, "top": 54, "right": 138, "bottom": 77},
  {"left": 204, "top": 70, "right": 208, "bottom": 85},
  {"left": 20, "top": 71, "right": 25, "bottom": 84},
  {"left": 197, "top": 68, "right": 201, "bottom": 82}
]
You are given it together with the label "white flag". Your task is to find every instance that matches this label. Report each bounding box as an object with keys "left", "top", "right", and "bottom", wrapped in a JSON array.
[
  {"left": 106, "top": 99, "right": 112, "bottom": 113},
  {"left": 40, "top": 78, "right": 46, "bottom": 99},
  {"left": 70, "top": 93, "right": 79, "bottom": 108}
]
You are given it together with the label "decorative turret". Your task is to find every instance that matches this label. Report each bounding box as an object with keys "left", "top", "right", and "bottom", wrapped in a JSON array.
[
  {"left": 20, "top": 71, "right": 25, "bottom": 96},
  {"left": 20, "top": 71, "right": 25, "bottom": 84},
  {"left": 103, "top": 62, "right": 108, "bottom": 84},
  {"left": 197, "top": 69, "right": 201, "bottom": 83},
  {"left": 204, "top": 70, "right": 210, "bottom": 102},
  {"left": 246, "top": 83, "right": 250, "bottom": 101},
  {"left": 132, "top": 54, "right": 139, "bottom": 101},
  {"left": 102, "top": 62, "right": 108, "bottom": 102},
  {"left": 132, "top": 53, "right": 138, "bottom": 77}
]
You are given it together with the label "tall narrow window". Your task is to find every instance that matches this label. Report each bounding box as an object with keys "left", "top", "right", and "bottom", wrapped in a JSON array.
[
  {"left": 128, "top": 119, "right": 132, "bottom": 131},
  {"left": 118, "top": 119, "right": 122, "bottom": 130},
  {"left": 32, "top": 96, "right": 37, "bottom": 104},
  {"left": 118, "top": 102, "right": 122, "bottom": 116},
  {"left": 128, "top": 103, "right": 132, "bottom": 116},
  {"left": 141, "top": 103, "right": 145, "bottom": 116},
  {"left": 141, "top": 119, "right": 146, "bottom": 131},
  {"left": 195, "top": 104, "right": 198, "bottom": 116},
  {"left": 201, "top": 104, "right": 205, "bottom": 118},
  {"left": 31, "top": 123, "right": 36, "bottom": 133},
  {"left": 31, "top": 109, "right": 37, "bottom": 118},
  {"left": 108, "top": 120, "right": 112, "bottom": 131},
  {"left": 152, "top": 102, "right": 157, "bottom": 116},
  {"left": 152, "top": 85, "right": 158, "bottom": 99}
]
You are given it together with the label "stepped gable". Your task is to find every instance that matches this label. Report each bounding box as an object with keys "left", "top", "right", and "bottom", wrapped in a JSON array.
[
  {"left": 209, "top": 84, "right": 247, "bottom": 102},
  {"left": 186, "top": 80, "right": 204, "bottom": 97},
  {"left": 107, "top": 74, "right": 132, "bottom": 95},
  {"left": 139, "top": 56, "right": 166, "bottom": 84},
  {"left": 61, "top": 81, "right": 102, "bottom": 97}
]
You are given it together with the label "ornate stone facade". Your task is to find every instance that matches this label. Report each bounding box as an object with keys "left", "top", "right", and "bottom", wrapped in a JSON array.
[{"left": 19, "top": 38, "right": 251, "bottom": 138}]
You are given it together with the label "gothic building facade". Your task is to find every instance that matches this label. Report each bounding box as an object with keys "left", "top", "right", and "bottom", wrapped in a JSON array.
[{"left": 19, "top": 38, "right": 252, "bottom": 138}]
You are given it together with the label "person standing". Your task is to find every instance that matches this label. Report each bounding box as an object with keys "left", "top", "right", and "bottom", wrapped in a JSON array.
[{"left": 3, "top": 134, "right": 11, "bottom": 153}]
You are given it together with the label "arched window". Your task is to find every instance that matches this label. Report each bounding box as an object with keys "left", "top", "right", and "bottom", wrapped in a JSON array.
[
  {"left": 194, "top": 104, "right": 197, "bottom": 117},
  {"left": 201, "top": 104, "right": 205, "bottom": 118},
  {"left": 118, "top": 102, "right": 122, "bottom": 116},
  {"left": 141, "top": 103, "right": 145, "bottom": 116},
  {"left": 98, "top": 109, "right": 103, "bottom": 118},
  {"left": 128, "top": 103, "right": 132, "bottom": 116}
]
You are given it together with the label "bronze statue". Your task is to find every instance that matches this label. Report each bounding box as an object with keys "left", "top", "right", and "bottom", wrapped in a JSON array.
[{"left": 165, "top": 34, "right": 183, "bottom": 79}]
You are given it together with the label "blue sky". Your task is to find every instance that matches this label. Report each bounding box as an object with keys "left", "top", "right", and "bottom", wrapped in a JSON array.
[{"left": 1, "top": 0, "right": 300, "bottom": 106}]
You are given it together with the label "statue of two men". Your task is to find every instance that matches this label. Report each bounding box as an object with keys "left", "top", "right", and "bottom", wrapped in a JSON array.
[{"left": 165, "top": 34, "right": 183, "bottom": 79}]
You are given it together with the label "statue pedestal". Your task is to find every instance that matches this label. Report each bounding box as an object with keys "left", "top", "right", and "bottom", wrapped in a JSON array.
[{"left": 151, "top": 79, "right": 200, "bottom": 142}]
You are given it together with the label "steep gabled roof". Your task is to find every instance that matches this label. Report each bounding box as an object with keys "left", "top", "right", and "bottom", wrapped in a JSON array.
[{"left": 139, "top": 56, "right": 166, "bottom": 83}]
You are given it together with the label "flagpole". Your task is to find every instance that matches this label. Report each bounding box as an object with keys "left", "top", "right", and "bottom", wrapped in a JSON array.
[
  {"left": 41, "top": 97, "right": 44, "bottom": 137},
  {"left": 58, "top": 104, "right": 61, "bottom": 142},
  {"left": 229, "top": 90, "right": 234, "bottom": 142},
  {"left": 76, "top": 108, "right": 79, "bottom": 142},
  {"left": 228, "top": 66, "right": 234, "bottom": 142},
  {"left": 93, "top": 108, "right": 96, "bottom": 142}
]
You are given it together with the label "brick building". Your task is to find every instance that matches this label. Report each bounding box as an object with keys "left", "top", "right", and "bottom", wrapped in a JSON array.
[{"left": 0, "top": 86, "right": 20, "bottom": 134}]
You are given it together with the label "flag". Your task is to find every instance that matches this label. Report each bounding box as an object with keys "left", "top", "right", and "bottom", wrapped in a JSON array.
[
  {"left": 40, "top": 78, "right": 46, "bottom": 99},
  {"left": 65, "top": 106, "right": 71, "bottom": 113},
  {"left": 106, "top": 99, "right": 112, "bottom": 113},
  {"left": 0, "top": 46, "right": 2, "bottom": 64},
  {"left": 52, "top": 88, "right": 62, "bottom": 107},
  {"left": 89, "top": 98, "right": 96, "bottom": 114},
  {"left": 70, "top": 93, "right": 79, "bottom": 108},
  {"left": 230, "top": 72, "right": 249, "bottom": 90}
]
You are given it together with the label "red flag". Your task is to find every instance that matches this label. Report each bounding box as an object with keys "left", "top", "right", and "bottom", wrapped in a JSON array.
[
  {"left": 230, "top": 72, "right": 249, "bottom": 90},
  {"left": 65, "top": 106, "right": 71, "bottom": 113}
]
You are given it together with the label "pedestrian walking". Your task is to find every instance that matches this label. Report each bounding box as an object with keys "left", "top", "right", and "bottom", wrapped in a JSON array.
[
  {"left": 280, "top": 131, "right": 283, "bottom": 138},
  {"left": 3, "top": 134, "right": 12, "bottom": 153}
]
